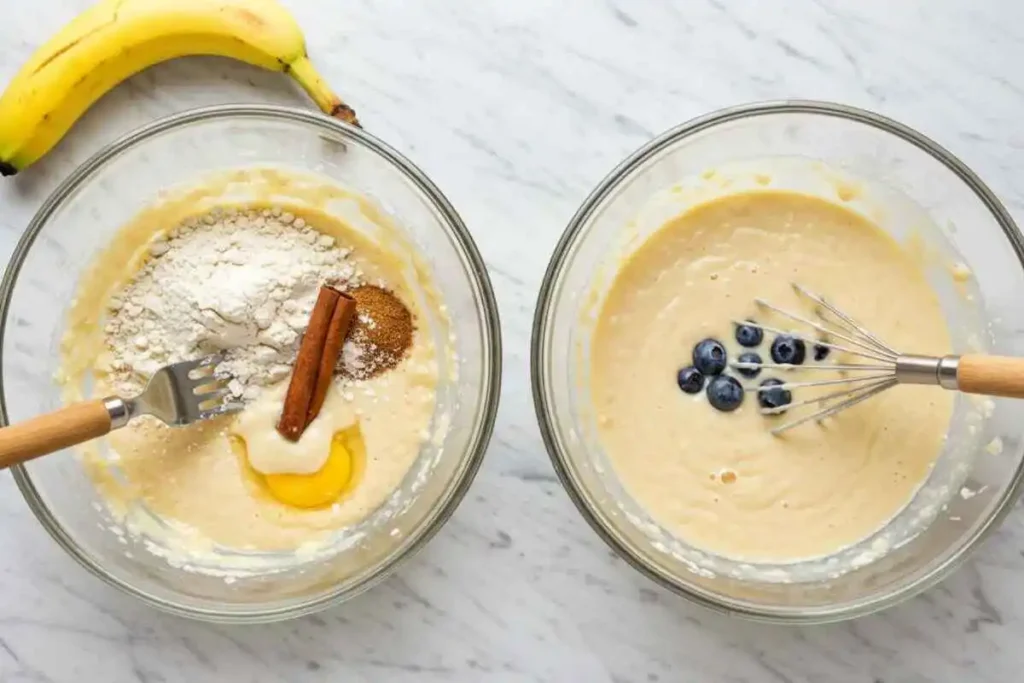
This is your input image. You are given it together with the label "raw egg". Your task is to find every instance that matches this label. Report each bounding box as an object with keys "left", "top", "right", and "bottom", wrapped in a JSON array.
[{"left": 231, "top": 424, "right": 366, "bottom": 509}]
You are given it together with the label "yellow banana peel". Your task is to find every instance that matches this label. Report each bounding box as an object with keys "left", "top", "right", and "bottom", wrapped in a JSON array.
[{"left": 0, "top": 0, "right": 359, "bottom": 176}]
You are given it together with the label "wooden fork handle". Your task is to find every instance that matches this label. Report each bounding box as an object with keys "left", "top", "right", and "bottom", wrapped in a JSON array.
[
  {"left": 0, "top": 400, "right": 113, "bottom": 469},
  {"left": 957, "top": 355, "right": 1024, "bottom": 399}
]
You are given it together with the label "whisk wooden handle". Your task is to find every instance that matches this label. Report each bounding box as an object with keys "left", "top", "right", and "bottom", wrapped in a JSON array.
[
  {"left": 0, "top": 400, "right": 112, "bottom": 469},
  {"left": 957, "top": 355, "right": 1024, "bottom": 399}
]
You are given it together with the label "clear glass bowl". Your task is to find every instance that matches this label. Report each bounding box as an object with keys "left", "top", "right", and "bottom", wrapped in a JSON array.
[
  {"left": 0, "top": 105, "right": 501, "bottom": 622},
  {"left": 532, "top": 100, "right": 1024, "bottom": 623}
]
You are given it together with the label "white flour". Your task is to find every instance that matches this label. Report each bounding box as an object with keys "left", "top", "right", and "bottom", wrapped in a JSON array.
[{"left": 101, "top": 207, "right": 360, "bottom": 400}]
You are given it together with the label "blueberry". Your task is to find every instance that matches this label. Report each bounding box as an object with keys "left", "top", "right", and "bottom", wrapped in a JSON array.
[
  {"left": 770, "top": 335, "right": 806, "bottom": 365},
  {"left": 707, "top": 375, "right": 744, "bottom": 412},
  {"left": 757, "top": 378, "right": 792, "bottom": 412},
  {"left": 735, "top": 321, "right": 764, "bottom": 347},
  {"left": 813, "top": 343, "right": 830, "bottom": 361},
  {"left": 693, "top": 338, "right": 727, "bottom": 376},
  {"left": 676, "top": 366, "right": 705, "bottom": 394},
  {"left": 735, "top": 352, "right": 762, "bottom": 378}
]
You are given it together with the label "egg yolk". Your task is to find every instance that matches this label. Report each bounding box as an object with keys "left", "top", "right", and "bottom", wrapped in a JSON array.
[{"left": 231, "top": 424, "right": 365, "bottom": 509}]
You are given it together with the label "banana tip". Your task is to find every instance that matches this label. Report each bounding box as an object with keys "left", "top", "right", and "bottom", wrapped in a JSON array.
[
  {"left": 0, "top": 161, "right": 17, "bottom": 177},
  {"left": 330, "top": 103, "right": 361, "bottom": 128}
]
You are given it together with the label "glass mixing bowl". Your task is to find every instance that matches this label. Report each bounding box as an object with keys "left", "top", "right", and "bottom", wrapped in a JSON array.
[
  {"left": 0, "top": 105, "right": 500, "bottom": 622},
  {"left": 532, "top": 100, "right": 1024, "bottom": 623}
]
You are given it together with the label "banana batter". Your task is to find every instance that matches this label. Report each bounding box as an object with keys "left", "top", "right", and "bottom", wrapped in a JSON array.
[{"left": 592, "top": 191, "right": 953, "bottom": 562}]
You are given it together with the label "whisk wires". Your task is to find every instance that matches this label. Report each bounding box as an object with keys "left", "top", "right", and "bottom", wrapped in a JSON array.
[{"left": 732, "top": 284, "right": 902, "bottom": 435}]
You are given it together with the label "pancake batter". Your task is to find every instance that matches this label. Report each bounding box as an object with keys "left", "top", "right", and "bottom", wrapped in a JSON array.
[{"left": 591, "top": 191, "right": 953, "bottom": 562}]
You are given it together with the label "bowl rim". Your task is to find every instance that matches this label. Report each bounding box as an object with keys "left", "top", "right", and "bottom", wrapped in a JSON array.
[
  {"left": 0, "top": 104, "right": 502, "bottom": 623},
  {"left": 531, "top": 98, "right": 1024, "bottom": 624}
]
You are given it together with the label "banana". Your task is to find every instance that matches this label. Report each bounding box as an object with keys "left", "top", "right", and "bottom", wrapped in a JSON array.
[{"left": 0, "top": 0, "right": 359, "bottom": 176}]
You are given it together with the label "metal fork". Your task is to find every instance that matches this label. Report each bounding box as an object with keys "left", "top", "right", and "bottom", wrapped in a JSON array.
[{"left": 0, "top": 354, "right": 240, "bottom": 468}]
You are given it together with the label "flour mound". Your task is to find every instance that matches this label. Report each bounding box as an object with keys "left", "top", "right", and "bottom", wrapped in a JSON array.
[{"left": 102, "top": 207, "right": 360, "bottom": 400}]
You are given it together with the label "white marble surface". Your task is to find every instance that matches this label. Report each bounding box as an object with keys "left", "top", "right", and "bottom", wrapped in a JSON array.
[{"left": 2, "top": 0, "right": 1024, "bottom": 680}]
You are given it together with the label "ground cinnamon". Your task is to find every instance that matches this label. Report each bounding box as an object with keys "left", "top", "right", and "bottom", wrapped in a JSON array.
[
  {"left": 347, "top": 285, "right": 414, "bottom": 379},
  {"left": 276, "top": 285, "right": 356, "bottom": 441}
]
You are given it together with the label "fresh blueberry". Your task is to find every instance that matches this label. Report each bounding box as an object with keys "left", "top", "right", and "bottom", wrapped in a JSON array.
[
  {"left": 693, "top": 338, "right": 727, "bottom": 376},
  {"left": 770, "top": 335, "right": 806, "bottom": 365},
  {"left": 706, "top": 375, "right": 744, "bottom": 412},
  {"left": 676, "top": 366, "right": 705, "bottom": 394},
  {"left": 813, "top": 343, "right": 830, "bottom": 361},
  {"left": 735, "top": 321, "right": 764, "bottom": 348},
  {"left": 757, "top": 378, "right": 792, "bottom": 412},
  {"left": 735, "top": 352, "right": 762, "bottom": 378}
]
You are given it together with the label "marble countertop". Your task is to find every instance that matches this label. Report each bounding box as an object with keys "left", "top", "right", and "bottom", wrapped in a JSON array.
[{"left": 3, "top": 0, "right": 1024, "bottom": 680}]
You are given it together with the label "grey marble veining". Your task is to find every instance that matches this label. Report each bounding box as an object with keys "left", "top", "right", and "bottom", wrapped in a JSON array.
[{"left": 2, "top": 0, "right": 1024, "bottom": 681}]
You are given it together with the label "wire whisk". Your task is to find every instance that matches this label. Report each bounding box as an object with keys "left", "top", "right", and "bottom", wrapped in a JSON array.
[{"left": 732, "top": 284, "right": 1024, "bottom": 435}]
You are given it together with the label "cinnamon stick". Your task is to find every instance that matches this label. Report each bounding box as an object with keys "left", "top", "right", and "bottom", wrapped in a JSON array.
[
  {"left": 276, "top": 286, "right": 341, "bottom": 441},
  {"left": 307, "top": 292, "right": 356, "bottom": 424}
]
